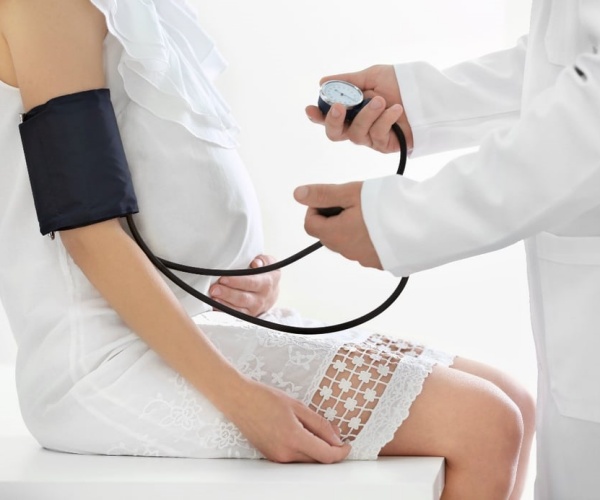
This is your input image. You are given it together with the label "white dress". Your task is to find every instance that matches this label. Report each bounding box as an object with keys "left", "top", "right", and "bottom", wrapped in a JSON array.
[{"left": 0, "top": 0, "right": 453, "bottom": 460}]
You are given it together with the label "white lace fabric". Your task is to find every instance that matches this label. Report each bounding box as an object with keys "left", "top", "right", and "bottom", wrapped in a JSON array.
[
  {"left": 309, "top": 335, "right": 425, "bottom": 443},
  {"left": 92, "top": 321, "right": 454, "bottom": 461}
]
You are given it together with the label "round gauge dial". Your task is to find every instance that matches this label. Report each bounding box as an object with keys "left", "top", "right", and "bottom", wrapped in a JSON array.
[{"left": 318, "top": 80, "right": 364, "bottom": 108}]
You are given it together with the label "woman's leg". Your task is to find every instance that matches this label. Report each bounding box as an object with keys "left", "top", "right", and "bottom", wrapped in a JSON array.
[
  {"left": 450, "top": 357, "right": 536, "bottom": 500},
  {"left": 379, "top": 365, "right": 524, "bottom": 500}
]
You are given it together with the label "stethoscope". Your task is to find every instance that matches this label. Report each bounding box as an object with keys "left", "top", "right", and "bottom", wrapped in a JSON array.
[{"left": 126, "top": 81, "right": 409, "bottom": 335}]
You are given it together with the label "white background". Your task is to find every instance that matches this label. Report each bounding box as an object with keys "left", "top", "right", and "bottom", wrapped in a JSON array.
[
  {"left": 0, "top": 0, "right": 535, "bottom": 398},
  {"left": 0, "top": 0, "right": 535, "bottom": 412},
  {"left": 0, "top": 0, "right": 535, "bottom": 493}
]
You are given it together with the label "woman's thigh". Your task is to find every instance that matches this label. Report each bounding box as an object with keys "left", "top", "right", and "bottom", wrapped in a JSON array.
[
  {"left": 379, "top": 364, "right": 523, "bottom": 459},
  {"left": 449, "top": 357, "right": 536, "bottom": 424}
]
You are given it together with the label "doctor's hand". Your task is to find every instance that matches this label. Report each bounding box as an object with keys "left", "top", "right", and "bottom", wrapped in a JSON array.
[
  {"left": 305, "top": 65, "right": 414, "bottom": 154},
  {"left": 294, "top": 182, "right": 382, "bottom": 270},
  {"left": 209, "top": 255, "right": 281, "bottom": 317}
]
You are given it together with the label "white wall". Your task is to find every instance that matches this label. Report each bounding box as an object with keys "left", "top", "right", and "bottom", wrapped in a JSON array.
[{"left": 0, "top": 0, "right": 535, "bottom": 389}]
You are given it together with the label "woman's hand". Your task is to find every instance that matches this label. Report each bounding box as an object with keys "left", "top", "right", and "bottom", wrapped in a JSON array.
[
  {"left": 228, "top": 379, "right": 351, "bottom": 463},
  {"left": 209, "top": 255, "right": 281, "bottom": 317},
  {"left": 306, "top": 64, "right": 414, "bottom": 154}
]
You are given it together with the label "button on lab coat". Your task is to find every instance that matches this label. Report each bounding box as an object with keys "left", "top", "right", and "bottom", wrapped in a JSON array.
[{"left": 362, "top": 1, "right": 600, "bottom": 498}]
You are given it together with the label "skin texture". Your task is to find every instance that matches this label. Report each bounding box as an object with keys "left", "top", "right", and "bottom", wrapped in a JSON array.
[{"left": 0, "top": 4, "right": 535, "bottom": 497}]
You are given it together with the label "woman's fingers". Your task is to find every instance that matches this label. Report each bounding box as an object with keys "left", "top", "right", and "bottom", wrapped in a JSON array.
[
  {"left": 231, "top": 382, "right": 350, "bottom": 464},
  {"left": 292, "top": 402, "right": 351, "bottom": 463},
  {"left": 209, "top": 255, "right": 280, "bottom": 316},
  {"left": 268, "top": 402, "right": 351, "bottom": 464}
]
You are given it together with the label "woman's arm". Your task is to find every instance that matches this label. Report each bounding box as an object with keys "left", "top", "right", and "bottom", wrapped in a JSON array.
[{"left": 3, "top": 0, "right": 348, "bottom": 463}]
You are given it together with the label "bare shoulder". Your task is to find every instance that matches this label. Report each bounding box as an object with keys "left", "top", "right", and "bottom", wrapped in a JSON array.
[{"left": 2, "top": 0, "right": 108, "bottom": 110}]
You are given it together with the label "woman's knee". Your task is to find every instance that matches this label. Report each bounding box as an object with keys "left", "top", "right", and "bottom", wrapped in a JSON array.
[
  {"left": 451, "top": 357, "right": 536, "bottom": 440},
  {"left": 448, "top": 375, "right": 524, "bottom": 498},
  {"left": 510, "top": 382, "right": 536, "bottom": 437},
  {"left": 382, "top": 366, "right": 523, "bottom": 495},
  {"left": 460, "top": 381, "right": 524, "bottom": 465}
]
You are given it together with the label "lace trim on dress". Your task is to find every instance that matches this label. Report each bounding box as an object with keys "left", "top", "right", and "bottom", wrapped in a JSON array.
[
  {"left": 309, "top": 334, "right": 455, "bottom": 459},
  {"left": 90, "top": 0, "right": 240, "bottom": 148}
]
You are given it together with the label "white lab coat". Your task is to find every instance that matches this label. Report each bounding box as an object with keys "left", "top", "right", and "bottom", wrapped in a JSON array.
[{"left": 361, "top": 1, "right": 600, "bottom": 498}]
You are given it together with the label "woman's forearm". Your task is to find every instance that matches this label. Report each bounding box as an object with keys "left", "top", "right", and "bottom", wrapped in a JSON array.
[{"left": 59, "top": 218, "right": 247, "bottom": 414}]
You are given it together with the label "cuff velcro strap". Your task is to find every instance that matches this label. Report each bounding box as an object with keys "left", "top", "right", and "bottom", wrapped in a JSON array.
[{"left": 19, "top": 88, "right": 139, "bottom": 236}]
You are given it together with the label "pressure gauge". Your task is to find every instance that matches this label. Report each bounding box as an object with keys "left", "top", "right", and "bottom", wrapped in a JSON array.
[{"left": 318, "top": 80, "right": 370, "bottom": 122}]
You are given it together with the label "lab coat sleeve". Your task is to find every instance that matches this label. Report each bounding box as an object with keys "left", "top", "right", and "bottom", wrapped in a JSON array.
[
  {"left": 395, "top": 36, "right": 527, "bottom": 157},
  {"left": 363, "top": 45, "right": 600, "bottom": 277}
]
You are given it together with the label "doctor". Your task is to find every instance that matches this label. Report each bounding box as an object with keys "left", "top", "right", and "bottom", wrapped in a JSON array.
[{"left": 295, "top": 1, "right": 600, "bottom": 499}]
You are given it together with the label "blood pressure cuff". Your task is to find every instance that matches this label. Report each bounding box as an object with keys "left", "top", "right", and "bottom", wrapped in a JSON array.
[{"left": 18, "top": 88, "right": 138, "bottom": 236}]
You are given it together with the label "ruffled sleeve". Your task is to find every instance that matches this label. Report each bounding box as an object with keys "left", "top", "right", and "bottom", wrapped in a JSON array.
[{"left": 90, "top": 0, "right": 240, "bottom": 148}]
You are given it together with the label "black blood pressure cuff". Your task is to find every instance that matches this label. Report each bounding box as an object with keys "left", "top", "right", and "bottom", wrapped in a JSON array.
[{"left": 18, "top": 88, "right": 139, "bottom": 236}]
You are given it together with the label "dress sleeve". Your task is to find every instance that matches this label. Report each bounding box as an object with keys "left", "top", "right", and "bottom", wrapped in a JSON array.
[
  {"left": 395, "top": 37, "right": 527, "bottom": 157},
  {"left": 363, "top": 34, "right": 600, "bottom": 276}
]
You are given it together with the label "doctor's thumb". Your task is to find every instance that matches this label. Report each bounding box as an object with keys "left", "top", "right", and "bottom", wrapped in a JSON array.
[{"left": 294, "top": 182, "right": 361, "bottom": 208}]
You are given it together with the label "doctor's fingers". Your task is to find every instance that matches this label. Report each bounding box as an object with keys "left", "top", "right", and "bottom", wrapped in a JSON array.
[
  {"left": 348, "top": 102, "right": 405, "bottom": 153},
  {"left": 321, "top": 103, "right": 351, "bottom": 142},
  {"left": 305, "top": 100, "right": 403, "bottom": 154},
  {"left": 294, "top": 181, "right": 368, "bottom": 262},
  {"left": 319, "top": 66, "right": 400, "bottom": 103},
  {"left": 319, "top": 69, "right": 372, "bottom": 89},
  {"left": 305, "top": 103, "right": 354, "bottom": 143},
  {"left": 320, "top": 97, "right": 391, "bottom": 146},
  {"left": 302, "top": 207, "right": 383, "bottom": 269},
  {"left": 294, "top": 181, "right": 362, "bottom": 210},
  {"left": 305, "top": 104, "right": 327, "bottom": 125}
]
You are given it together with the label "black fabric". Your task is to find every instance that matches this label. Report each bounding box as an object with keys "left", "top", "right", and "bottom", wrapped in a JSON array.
[{"left": 18, "top": 88, "right": 138, "bottom": 235}]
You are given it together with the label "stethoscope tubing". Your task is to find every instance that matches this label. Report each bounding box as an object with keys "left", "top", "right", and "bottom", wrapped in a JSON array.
[{"left": 126, "top": 121, "right": 408, "bottom": 334}]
